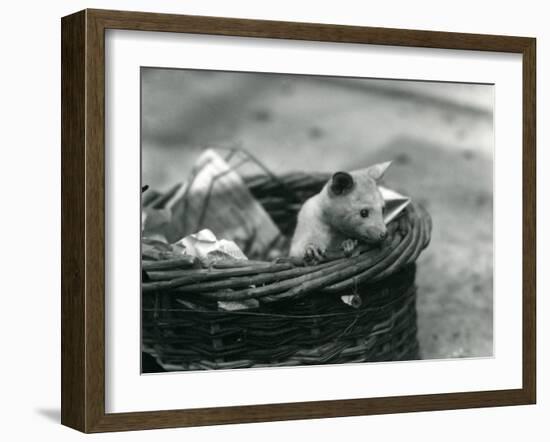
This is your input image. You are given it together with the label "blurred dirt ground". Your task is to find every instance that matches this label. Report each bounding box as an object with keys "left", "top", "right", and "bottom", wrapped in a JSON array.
[{"left": 142, "top": 68, "right": 494, "bottom": 359}]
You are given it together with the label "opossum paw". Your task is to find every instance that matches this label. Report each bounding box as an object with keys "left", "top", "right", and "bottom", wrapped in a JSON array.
[
  {"left": 341, "top": 239, "right": 358, "bottom": 257},
  {"left": 304, "top": 244, "right": 326, "bottom": 265}
]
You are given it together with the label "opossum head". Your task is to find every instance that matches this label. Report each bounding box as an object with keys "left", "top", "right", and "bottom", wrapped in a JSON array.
[{"left": 323, "top": 161, "right": 391, "bottom": 244}]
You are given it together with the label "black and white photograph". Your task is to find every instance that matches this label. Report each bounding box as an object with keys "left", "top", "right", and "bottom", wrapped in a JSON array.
[{"left": 140, "top": 67, "right": 493, "bottom": 373}]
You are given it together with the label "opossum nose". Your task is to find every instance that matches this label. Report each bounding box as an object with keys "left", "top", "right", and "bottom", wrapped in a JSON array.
[{"left": 366, "top": 227, "right": 387, "bottom": 242}]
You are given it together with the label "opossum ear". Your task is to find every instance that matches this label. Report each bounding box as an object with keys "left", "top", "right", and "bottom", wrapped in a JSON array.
[
  {"left": 366, "top": 161, "right": 392, "bottom": 182},
  {"left": 330, "top": 171, "right": 354, "bottom": 196}
]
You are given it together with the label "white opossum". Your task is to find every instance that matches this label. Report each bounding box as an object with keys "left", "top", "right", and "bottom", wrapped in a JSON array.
[{"left": 289, "top": 162, "right": 391, "bottom": 263}]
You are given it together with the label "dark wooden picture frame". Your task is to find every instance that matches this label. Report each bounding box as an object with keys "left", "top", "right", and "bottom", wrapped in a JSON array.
[{"left": 61, "top": 9, "right": 536, "bottom": 433}]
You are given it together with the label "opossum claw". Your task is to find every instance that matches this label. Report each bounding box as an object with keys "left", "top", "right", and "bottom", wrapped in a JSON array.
[
  {"left": 304, "top": 244, "right": 326, "bottom": 265},
  {"left": 341, "top": 239, "right": 358, "bottom": 257}
]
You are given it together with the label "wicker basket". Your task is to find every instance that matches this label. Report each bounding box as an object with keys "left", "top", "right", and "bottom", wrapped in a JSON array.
[{"left": 142, "top": 172, "right": 432, "bottom": 371}]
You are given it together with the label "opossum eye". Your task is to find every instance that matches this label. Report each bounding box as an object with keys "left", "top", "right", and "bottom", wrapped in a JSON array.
[{"left": 360, "top": 209, "right": 370, "bottom": 218}]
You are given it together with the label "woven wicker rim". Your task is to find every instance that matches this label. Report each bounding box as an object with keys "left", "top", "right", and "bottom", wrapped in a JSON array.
[{"left": 141, "top": 173, "right": 431, "bottom": 303}]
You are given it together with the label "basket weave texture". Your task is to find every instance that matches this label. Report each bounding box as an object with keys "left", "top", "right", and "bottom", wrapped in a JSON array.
[{"left": 142, "top": 172, "right": 432, "bottom": 371}]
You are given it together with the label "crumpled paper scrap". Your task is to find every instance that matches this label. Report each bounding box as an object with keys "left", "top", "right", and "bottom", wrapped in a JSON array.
[
  {"left": 173, "top": 228, "right": 248, "bottom": 264},
  {"left": 379, "top": 186, "right": 410, "bottom": 224},
  {"left": 148, "top": 148, "right": 282, "bottom": 260},
  {"left": 141, "top": 207, "right": 171, "bottom": 243}
]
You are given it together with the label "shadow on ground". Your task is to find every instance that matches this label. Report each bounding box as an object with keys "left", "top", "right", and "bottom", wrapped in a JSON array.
[{"left": 35, "top": 408, "right": 60, "bottom": 423}]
